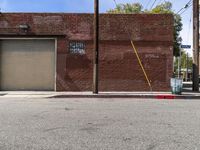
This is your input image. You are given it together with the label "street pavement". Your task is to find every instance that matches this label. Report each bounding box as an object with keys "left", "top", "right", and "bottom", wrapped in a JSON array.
[{"left": 0, "top": 98, "right": 200, "bottom": 150}]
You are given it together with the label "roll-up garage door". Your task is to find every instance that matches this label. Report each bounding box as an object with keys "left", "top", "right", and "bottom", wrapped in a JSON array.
[{"left": 0, "top": 39, "right": 56, "bottom": 91}]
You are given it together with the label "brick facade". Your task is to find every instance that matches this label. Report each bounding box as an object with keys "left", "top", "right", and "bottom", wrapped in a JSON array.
[{"left": 0, "top": 13, "right": 174, "bottom": 91}]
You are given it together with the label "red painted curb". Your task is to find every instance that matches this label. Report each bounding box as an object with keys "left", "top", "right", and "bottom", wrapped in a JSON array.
[{"left": 155, "top": 95, "right": 176, "bottom": 99}]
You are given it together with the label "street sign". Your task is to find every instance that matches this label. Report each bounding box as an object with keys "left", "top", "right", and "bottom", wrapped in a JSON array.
[{"left": 181, "top": 45, "right": 191, "bottom": 49}]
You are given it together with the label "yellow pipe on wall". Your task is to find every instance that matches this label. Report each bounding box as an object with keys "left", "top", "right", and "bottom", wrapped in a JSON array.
[{"left": 131, "top": 40, "right": 152, "bottom": 91}]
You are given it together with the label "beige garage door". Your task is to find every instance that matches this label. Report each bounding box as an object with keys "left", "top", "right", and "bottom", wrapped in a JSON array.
[{"left": 0, "top": 39, "right": 55, "bottom": 91}]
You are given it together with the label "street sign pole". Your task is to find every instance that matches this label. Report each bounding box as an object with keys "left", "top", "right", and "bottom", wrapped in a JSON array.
[
  {"left": 93, "top": 0, "right": 99, "bottom": 94},
  {"left": 186, "top": 53, "right": 189, "bottom": 81},
  {"left": 178, "top": 48, "right": 182, "bottom": 78}
]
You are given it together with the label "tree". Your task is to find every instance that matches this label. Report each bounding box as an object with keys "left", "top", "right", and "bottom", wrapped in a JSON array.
[
  {"left": 174, "top": 50, "right": 193, "bottom": 80},
  {"left": 107, "top": 3, "right": 143, "bottom": 14},
  {"left": 149, "top": 1, "right": 172, "bottom": 13},
  {"left": 174, "top": 50, "right": 193, "bottom": 71},
  {"left": 107, "top": 1, "right": 183, "bottom": 57}
]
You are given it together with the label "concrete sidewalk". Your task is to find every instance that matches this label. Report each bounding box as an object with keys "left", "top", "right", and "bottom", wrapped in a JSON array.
[{"left": 0, "top": 91, "right": 200, "bottom": 99}]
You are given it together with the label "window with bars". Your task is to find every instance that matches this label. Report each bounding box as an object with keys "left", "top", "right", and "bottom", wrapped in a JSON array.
[{"left": 69, "top": 41, "right": 85, "bottom": 55}]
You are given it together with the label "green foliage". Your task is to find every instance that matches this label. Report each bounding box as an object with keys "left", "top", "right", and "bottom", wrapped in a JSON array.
[
  {"left": 173, "top": 14, "right": 183, "bottom": 57},
  {"left": 107, "top": 1, "right": 183, "bottom": 57},
  {"left": 149, "top": 2, "right": 172, "bottom": 13},
  {"left": 174, "top": 50, "right": 193, "bottom": 71},
  {"left": 107, "top": 3, "right": 143, "bottom": 14}
]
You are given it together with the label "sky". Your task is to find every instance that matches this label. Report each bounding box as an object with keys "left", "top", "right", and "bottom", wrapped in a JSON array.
[{"left": 0, "top": 0, "right": 193, "bottom": 55}]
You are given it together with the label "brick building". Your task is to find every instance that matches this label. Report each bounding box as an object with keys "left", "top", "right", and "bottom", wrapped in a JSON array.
[{"left": 0, "top": 13, "right": 173, "bottom": 91}]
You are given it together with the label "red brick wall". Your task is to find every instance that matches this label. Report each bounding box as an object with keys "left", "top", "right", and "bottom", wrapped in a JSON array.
[{"left": 0, "top": 13, "right": 174, "bottom": 91}]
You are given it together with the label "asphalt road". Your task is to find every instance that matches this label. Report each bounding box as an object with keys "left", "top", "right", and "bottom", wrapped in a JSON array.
[{"left": 0, "top": 98, "right": 200, "bottom": 150}]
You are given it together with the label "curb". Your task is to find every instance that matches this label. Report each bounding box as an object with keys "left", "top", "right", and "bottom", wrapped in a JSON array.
[
  {"left": 50, "top": 94, "right": 200, "bottom": 99},
  {"left": 50, "top": 95, "right": 156, "bottom": 99}
]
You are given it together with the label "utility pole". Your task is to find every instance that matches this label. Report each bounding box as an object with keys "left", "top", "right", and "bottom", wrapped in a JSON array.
[
  {"left": 93, "top": 0, "right": 99, "bottom": 94},
  {"left": 192, "top": 0, "right": 199, "bottom": 91}
]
